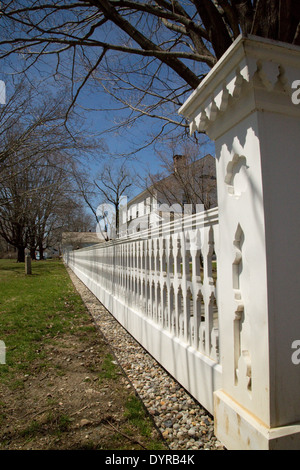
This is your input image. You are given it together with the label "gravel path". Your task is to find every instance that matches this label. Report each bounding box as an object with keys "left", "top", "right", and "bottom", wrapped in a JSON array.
[{"left": 67, "top": 267, "right": 225, "bottom": 451}]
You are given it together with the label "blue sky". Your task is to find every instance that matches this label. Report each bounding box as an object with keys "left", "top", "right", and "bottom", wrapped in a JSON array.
[
  {"left": 78, "top": 84, "right": 215, "bottom": 176},
  {"left": 1, "top": 44, "right": 215, "bottom": 203},
  {"left": 0, "top": 3, "right": 216, "bottom": 203}
]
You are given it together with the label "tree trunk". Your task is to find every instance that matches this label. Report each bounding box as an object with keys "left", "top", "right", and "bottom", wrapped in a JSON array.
[
  {"left": 115, "top": 202, "right": 119, "bottom": 239},
  {"left": 39, "top": 243, "right": 44, "bottom": 261},
  {"left": 30, "top": 247, "right": 36, "bottom": 260},
  {"left": 17, "top": 246, "right": 25, "bottom": 263}
]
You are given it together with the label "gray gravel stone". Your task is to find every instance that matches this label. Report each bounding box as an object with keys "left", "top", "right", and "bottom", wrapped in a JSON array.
[{"left": 67, "top": 267, "right": 225, "bottom": 451}]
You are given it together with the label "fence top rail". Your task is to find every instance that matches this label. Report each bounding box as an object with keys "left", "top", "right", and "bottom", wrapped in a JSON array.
[{"left": 70, "top": 207, "right": 219, "bottom": 253}]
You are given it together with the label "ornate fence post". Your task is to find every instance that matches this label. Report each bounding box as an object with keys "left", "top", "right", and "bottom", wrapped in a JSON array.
[{"left": 179, "top": 35, "right": 300, "bottom": 450}]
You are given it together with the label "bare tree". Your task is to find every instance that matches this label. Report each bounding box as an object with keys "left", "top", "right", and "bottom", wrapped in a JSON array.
[
  {"left": 45, "top": 195, "right": 95, "bottom": 255},
  {"left": 0, "top": 153, "right": 95, "bottom": 261},
  {"left": 0, "top": 83, "right": 99, "bottom": 261},
  {"left": 0, "top": 168, "right": 30, "bottom": 262},
  {"left": 77, "top": 161, "right": 135, "bottom": 238},
  {"left": 73, "top": 169, "right": 104, "bottom": 234},
  {"left": 25, "top": 161, "right": 68, "bottom": 260},
  {"left": 144, "top": 142, "right": 217, "bottom": 212},
  {"left": 1, "top": 1, "right": 299, "bottom": 153},
  {"left": 0, "top": 81, "right": 97, "bottom": 188}
]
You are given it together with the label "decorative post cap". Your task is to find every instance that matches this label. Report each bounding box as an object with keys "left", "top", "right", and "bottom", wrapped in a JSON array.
[{"left": 179, "top": 34, "right": 300, "bottom": 140}]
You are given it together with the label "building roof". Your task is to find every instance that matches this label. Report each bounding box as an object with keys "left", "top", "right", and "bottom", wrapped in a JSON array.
[
  {"left": 61, "top": 232, "right": 105, "bottom": 246},
  {"left": 127, "top": 153, "right": 216, "bottom": 208}
]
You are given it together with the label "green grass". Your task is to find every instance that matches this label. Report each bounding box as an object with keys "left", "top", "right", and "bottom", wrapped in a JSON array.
[
  {"left": 123, "top": 395, "right": 165, "bottom": 450},
  {"left": 20, "top": 413, "right": 72, "bottom": 441},
  {"left": 0, "top": 259, "right": 87, "bottom": 385},
  {"left": 98, "top": 353, "right": 119, "bottom": 381},
  {"left": 124, "top": 395, "right": 151, "bottom": 436},
  {"left": 0, "top": 258, "right": 167, "bottom": 451}
]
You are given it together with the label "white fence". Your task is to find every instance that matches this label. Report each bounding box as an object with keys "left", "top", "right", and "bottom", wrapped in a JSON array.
[
  {"left": 65, "top": 36, "right": 300, "bottom": 449},
  {"left": 64, "top": 208, "right": 222, "bottom": 414}
]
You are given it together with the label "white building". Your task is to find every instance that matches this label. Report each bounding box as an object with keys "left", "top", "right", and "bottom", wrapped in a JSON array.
[{"left": 120, "top": 154, "right": 217, "bottom": 236}]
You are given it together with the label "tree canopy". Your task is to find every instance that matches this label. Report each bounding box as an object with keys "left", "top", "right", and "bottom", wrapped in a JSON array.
[
  {"left": 1, "top": 1, "right": 300, "bottom": 150},
  {"left": 0, "top": 81, "right": 98, "bottom": 261}
]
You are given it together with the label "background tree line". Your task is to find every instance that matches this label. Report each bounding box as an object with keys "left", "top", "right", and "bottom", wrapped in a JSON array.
[
  {"left": 1, "top": 1, "right": 299, "bottom": 255},
  {"left": 0, "top": 81, "right": 96, "bottom": 262}
]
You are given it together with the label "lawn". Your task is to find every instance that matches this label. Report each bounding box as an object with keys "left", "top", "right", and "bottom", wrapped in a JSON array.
[
  {"left": 0, "top": 259, "right": 166, "bottom": 450},
  {"left": 0, "top": 259, "right": 85, "bottom": 383}
]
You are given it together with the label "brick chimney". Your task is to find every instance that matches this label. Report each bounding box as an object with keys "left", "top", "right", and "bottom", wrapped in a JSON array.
[{"left": 173, "top": 154, "right": 187, "bottom": 174}]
